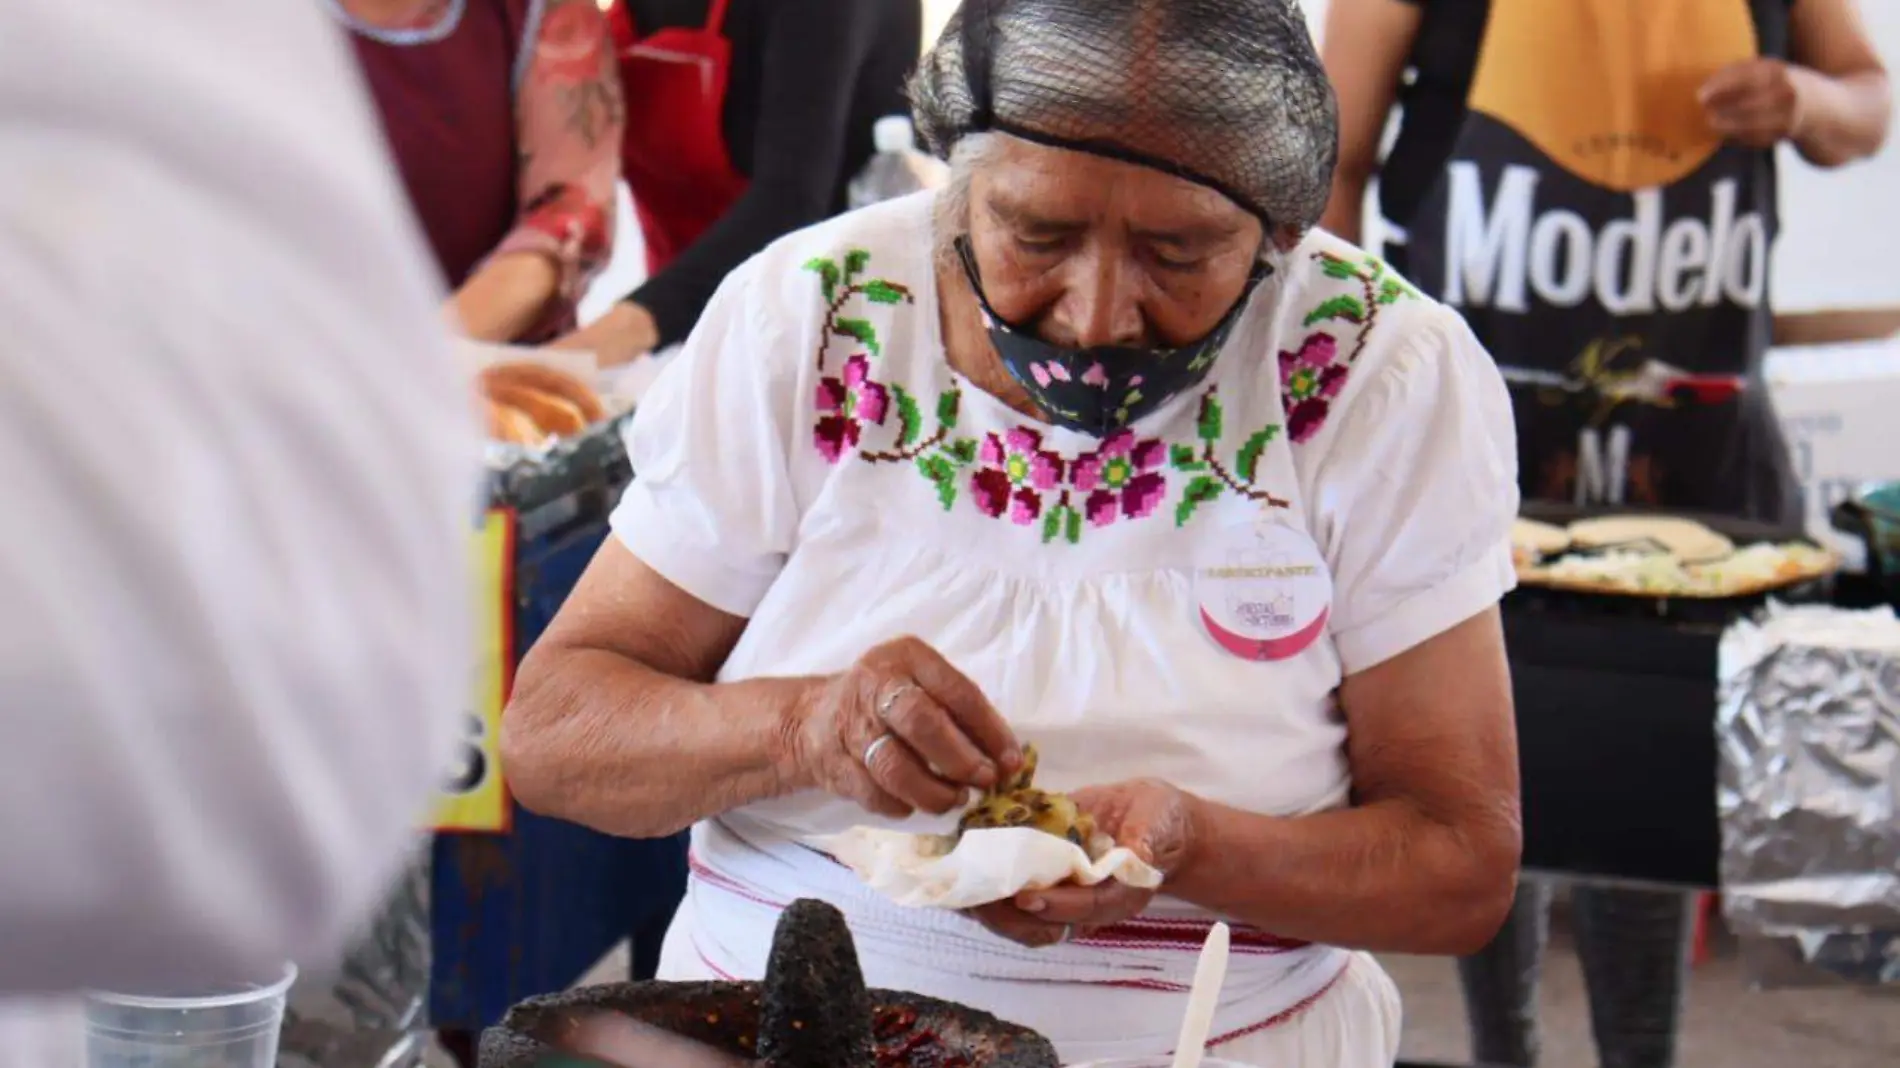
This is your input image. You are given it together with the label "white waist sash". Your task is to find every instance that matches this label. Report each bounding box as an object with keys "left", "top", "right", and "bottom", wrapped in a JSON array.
[{"left": 672, "top": 815, "right": 1352, "bottom": 1062}]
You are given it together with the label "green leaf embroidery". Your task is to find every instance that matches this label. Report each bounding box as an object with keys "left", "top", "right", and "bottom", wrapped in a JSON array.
[
  {"left": 893, "top": 386, "right": 923, "bottom": 447},
  {"left": 1318, "top": 254, "right": 1360, "bottom": 281},
  {"left": 1196, "top": 395, "right": 1224, "bottom": 442},
  {"left": 803, "top": 257, "right": 841, "bottom": 303},
  {"left": 863, "top": 280, "right": 910, "bottom": 305},
  {"left": 1063, "top": 506, "right": 1082, "bottom": 545},
  {"left": 937, "top": 389, "right": 961, "bottom": 429},
  {"left": 1377, "top": 277, "right": 1406, "bottom": 305},
  {"left": 1235, "top": 425, "right": 1280, "bottom": 482},
  {"left": 1041, "top": 507, "right": 1062, "bottom": 544},
  {"left": 1303, "top": 294, "right": 1367, "bottom": 327},
  {"left": 843, "top": 249, "right": 871, "bottom": 283},
  {"left": 948, "top": 437, "right": 978, "bottom": 464},
  {"left": 834, "top": 317, "right": 880, "bottom": 355},
  {"left": 917, "top": 455, "right": 957, "bottom": 510},
  {"left": 1168, "top": 443, "right": 1199, "bottom": 469},
  {"left": 1173, "top": 476, "right": 1224, "bottom": 527}
]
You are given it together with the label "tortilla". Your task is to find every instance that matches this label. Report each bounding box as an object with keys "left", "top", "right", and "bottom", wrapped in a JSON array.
[
  {"left": 1511, "top": 518, "right": 1572, "bottom": 562},
  {"left": 1565, "top": 515, "right": 1735, "bottom": 564}
]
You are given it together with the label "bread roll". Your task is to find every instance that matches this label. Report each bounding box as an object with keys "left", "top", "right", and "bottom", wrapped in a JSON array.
[
  {"left": 486, "top": 384, "right": 586, "bottom": 437},
  {"left": 486, "top": 400, "right": 545, "bottom": 446},
  {"left": 480, "top": 361, "right": 605, "bottom": 424}
]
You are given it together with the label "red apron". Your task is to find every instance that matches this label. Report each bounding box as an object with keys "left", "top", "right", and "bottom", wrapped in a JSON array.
[{"left": 607, "top": 0, "right": 751, "bottom": 274}]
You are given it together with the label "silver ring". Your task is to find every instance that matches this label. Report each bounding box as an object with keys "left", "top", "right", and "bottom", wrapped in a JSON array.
[
  {"left": 863, "top": 733, "right": 896, "bottom": 767},
  {"left": 876, "top": 683, "right": 916, "bottom": 720}
]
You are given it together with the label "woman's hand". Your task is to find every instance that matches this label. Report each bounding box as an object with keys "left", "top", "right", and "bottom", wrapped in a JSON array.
[
  {"left": 554, "top": 301, "right": 660, "bottom": 366},
  {"left": 964, "top": 778, "right": 1199, "bottom": 948},
  {"left": 787, "top": 636, "right": 1022, "bottom": 821},
  {"left": 1700, "top": 57, "right": 1807, "bottom": 148}
]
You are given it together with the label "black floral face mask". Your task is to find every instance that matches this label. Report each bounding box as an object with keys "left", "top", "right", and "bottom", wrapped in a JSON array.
[{"left": 955, "top": 236, "right": 1266, "bottom": 437}]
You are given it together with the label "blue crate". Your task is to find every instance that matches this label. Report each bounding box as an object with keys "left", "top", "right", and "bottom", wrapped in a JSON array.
[{"left": 429, "top": 514, "right": 688, "bottom": 1030}]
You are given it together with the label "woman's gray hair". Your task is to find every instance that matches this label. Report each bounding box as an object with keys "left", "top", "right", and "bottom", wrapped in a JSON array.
[
  {"left": 907, "top": 0, "right": 1337, "bottom": 234},
  {"left": 929, "top": 133, "right": 999, "bottom": 269}
]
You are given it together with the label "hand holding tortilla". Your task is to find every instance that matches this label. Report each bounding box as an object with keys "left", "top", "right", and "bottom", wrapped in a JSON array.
[
  {"left": 963, "top": 777, "right": 1191, "bottom": 950},
  {"left": 822, "top": 745, "right": 1163, "bottom": 913}
]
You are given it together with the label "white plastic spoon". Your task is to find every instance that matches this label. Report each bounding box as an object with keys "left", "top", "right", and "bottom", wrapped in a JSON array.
[{"left": 1168, "top": 921, "right": 1231, "bottom": 1068}]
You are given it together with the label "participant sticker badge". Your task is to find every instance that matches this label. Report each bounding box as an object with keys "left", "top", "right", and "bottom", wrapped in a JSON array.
[{"left": 1195, "top": 519, "right": 1333, "bottom": 661}]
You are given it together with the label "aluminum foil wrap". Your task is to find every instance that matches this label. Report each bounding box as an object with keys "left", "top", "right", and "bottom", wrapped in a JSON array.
[
  {"left": 278, "top": 850, "right": 433, "bottom": 1068},
  {"left": 1717, "top": 604, "right": 1900, "bottom": 988}
]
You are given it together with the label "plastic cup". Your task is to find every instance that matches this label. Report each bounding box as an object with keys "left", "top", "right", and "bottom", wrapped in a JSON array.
[{"left": 83, "top": 963, "right": 298, "bottom": 1068}]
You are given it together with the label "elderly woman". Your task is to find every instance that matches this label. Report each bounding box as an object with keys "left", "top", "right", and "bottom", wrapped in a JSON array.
[{"left": 503, "top": 1, "right": 1522, "bottom": 1065}]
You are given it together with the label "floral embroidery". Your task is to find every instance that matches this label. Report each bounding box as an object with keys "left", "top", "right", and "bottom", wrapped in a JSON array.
[
  {"left": 971, "top": 428, "right": 1065, "bottom": 524},
  {"left": 800, "top": 250, "right": 1291, "bottom": 545},
  {"left": 1073, "top": 431, "right": 1168, "bottom": 527},
  {"left": 1278, "top": 252, "right": 1419, "bottom": 443},
  {"left": 813, "top": 354, "right": 890, "bottom": 462},
  {"left": 1166, "top": 392, "right": 1291, "bottom": 526},
  {"left": 804, "top": 249, "right": 913, "bottom": 364}
]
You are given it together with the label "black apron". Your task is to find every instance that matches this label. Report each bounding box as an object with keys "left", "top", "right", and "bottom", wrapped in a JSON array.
[{"left": 1405, "top": 0, "right": 1800, "bottom": 524}]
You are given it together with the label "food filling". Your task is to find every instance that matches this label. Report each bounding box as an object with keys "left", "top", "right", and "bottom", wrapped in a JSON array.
[{"left": 956, "top": 745, "right": 1096, "bottom": 847}]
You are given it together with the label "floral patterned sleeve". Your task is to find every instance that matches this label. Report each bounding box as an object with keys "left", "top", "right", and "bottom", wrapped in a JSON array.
[{"left": 492, "top": 0, "right": 624, "bottom": 311}]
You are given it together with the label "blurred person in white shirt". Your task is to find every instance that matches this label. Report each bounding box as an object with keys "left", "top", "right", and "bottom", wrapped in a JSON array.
[{"left": 0, "top": 0, "right": 479, "bottom": 1061}]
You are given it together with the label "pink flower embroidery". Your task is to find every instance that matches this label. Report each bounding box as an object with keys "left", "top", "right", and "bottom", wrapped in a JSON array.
[
  {"left": 1071, "top": 429, "right": 1168, "bottom": 526},
  {"left": 1278, "top": 333, "right": 1339, "bottom": 400},
  {"left": 1287, "top": 398, "right": 1331, "bottom": 444},
  {"left": 970, "top": 427, "right": 1064, "bottom": 524},
  {"left": 1278, "top": 332, "right": 1349, "bottom": 444},
  {"left": 813, "top": 354, "right": 889, "bottom": 463}
]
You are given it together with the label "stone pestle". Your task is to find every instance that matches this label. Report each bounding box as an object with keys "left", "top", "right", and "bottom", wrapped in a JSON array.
[{"left": 757, "top": 899, "right": 875, "bottom": 1068}]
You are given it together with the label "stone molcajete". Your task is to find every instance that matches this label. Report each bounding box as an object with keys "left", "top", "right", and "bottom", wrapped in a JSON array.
[{"left": 477, "top": 899, "right": 1060, "bottom": 1068}]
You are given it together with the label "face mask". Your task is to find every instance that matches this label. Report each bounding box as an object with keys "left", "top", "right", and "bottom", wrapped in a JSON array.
[{"left": 955, "top": 236, "right": 1267, "bottom": 436}]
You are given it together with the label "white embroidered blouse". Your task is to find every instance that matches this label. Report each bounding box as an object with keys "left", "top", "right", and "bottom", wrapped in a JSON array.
[{"left": 610, "top": 191, "right": 1519, "bottom": 1058}]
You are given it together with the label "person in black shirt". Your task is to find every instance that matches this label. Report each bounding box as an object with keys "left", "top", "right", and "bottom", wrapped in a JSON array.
[
  {"left": 1318, "top": 1, "right": 1889, "bottom": 1066},
  {"left": 554, "top": 0, "right": 922, "bottom": 365}
]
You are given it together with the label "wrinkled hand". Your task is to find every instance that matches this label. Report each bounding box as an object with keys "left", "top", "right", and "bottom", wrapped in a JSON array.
[
  {"left": 790, "top": 636, "right": 1022, "bottom": 821},
  {"left": 1700, "top": 57, "right": 1806, "bottom": 148},
  {"left": 964, "top": 778, "right": 1197, "bottom": 948}
]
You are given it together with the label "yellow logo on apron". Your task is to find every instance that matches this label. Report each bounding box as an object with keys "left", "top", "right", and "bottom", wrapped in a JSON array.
[
  {"left": 432, "top": 508, "right": 515, "bottom": 833},
  {"left": 1467, "top": 0, "right": 1758, "bottom": 191}
]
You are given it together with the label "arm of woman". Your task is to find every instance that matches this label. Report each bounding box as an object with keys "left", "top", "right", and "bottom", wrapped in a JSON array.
[
  {"left": 1318, "top": 0, "right": 1423, "bottom": 243},
  {"left": 975, "top": 307, "right": 1522, "bottom": 956},
  {"left": 451, "top": 0, "right": 623, "bottom": 342},
  {"left": 1164, "top": 610, "right": 1519, "bottom": 955},
  {"left": 1700, "top": 0, "right": 1889, "bottom": 168},
  {"left": 574, "top": 0, "right": 886, "bottom": 362},
  {"left": 504, "top": 265, "right": 1018, "bottom": 837}
]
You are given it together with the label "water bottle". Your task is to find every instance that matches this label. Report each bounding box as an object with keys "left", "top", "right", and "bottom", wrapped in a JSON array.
[{"left": 847, "top": 115, "right": 947, "bottom": 210}]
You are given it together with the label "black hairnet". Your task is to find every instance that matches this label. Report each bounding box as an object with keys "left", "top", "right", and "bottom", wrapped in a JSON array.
[{"left": 908, "top": 0, "right": 1339, "bottom": 233}]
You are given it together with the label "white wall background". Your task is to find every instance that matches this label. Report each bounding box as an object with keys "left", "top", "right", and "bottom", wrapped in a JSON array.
[{"left": 584, "top": 0, "right": 1898, "bottom": 321}]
